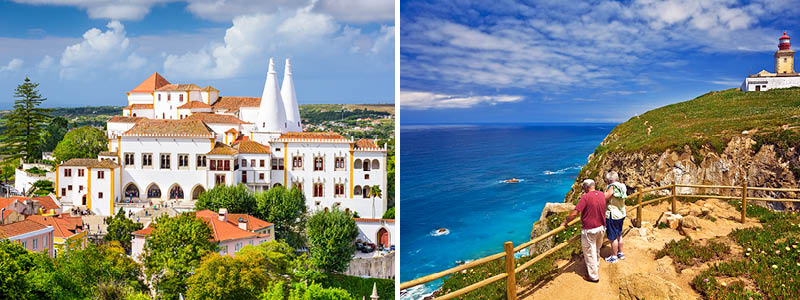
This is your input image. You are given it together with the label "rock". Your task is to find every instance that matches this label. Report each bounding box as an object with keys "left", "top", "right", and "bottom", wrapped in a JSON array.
[
  {"left": 529, "top": 202, "right": 576, "bottom": 255},
  {"left": 663, "top": 212, "right": 683, "bottom": 229},
  {"left": 655, "top": 256, "right": 676, "bottom": 275},
  {"left": 618, "top": 272, "right": 695, "bottom": 300},
  {"left": 681, "top": 215, "right": 702, "bottom": 230},
  {"left": 537, "top": 202, "right": 576, "bottom": 222}
]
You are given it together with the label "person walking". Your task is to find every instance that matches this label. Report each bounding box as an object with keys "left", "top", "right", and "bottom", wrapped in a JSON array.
[
  {"left": 604, "top": 171, "right": 627, "bottom": 263},
  {"left": 562, "top": 179, "right": 607, "bottom": 282}
]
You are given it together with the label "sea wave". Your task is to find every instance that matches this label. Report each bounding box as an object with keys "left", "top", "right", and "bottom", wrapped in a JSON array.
[
  {"left": 542, "top": 165, "right": 582, "bottom": 175},
  {"left": 400, "top": 284, "right": 436, "bottom": 300}
]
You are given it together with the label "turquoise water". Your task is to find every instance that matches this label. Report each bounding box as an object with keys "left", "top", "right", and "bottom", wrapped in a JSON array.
[{"left": 399, "top": 124, "right": 613, "bottom": 299}]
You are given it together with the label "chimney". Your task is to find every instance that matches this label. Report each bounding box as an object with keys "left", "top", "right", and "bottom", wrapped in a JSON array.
[
  {"left": 370, "top": 283, "right": 379, "bottom": 300},
  {"left": 218, "top": 208, "right": 227, "bottom": 222},
  {"left": 238, "top": 217, "right": 248, "bottom": 230}
]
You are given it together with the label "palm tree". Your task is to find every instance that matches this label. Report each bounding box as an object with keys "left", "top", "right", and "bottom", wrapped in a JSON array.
[{"left": 369, "top": 185, "right": 382, "bottom": 218}]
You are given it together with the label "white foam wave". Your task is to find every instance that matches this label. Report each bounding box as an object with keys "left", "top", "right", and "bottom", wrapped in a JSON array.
[
  {"left": 542, "top": 165, "right": 582, "bottom": 175},
  {"left": 400, "top": 284, "right": 436, "bottom": 300}
]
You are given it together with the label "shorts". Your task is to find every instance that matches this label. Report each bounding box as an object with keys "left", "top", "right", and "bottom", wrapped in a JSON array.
[{"left": 606, "top": 217, "right": 624, "bottom": 240}]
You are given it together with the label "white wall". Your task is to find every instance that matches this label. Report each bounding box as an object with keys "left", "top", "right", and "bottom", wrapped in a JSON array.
[
  {"left": 127, "top": 93, "right": 153, "bottom": 104},
  {"left": 355, "top": 219, "right": 395, "bottom": 247},
  {"left": 741, "top": 76, "right": 800, "bottom": 91}
]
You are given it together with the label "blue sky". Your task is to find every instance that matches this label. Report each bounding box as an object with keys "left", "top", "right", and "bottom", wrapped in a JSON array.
[
  {"left": 400, "top": 0, "right": 800, "bottom": 123},
  {"left": 0, "top": 0, "right": 394, "bottom": 108}
]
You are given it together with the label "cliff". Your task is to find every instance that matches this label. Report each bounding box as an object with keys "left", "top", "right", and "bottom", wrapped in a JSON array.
[{"left": 563, "top": 87, "right": 800, "bottom": 210}]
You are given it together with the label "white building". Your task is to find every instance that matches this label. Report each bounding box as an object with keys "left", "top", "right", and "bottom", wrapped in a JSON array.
[
  {"left": 53, "top": 58, "right": 389, "bottom": 221},
  {"left": 741, "top": 32, "right": 800, "bottom": 91}
]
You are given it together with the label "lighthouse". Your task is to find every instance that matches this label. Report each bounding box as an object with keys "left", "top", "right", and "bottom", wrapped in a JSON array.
[{"left": 775, "top": 32, "right": 795, "bottom": 75}]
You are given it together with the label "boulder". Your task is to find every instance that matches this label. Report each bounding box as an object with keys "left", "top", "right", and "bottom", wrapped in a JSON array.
[
  {"left": 618, "top": 272, "right": 696, "bottom": 300},
  {"left": 662, "top": 212, "right": 683, "bottom": 229},
  {"left": 655, "top": 256, "right": 676, "bottom": 275},
  {"left": 537, "top": 202, "right": 576, "bottom": 222},
  {"left": 680, "top": 215, "right": 702, "bottom": 230}
]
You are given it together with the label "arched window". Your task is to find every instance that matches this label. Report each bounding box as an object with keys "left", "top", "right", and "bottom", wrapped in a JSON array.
[
  {"left": 363, "top": 160, "right": 370, "bottom": 171},
  {"left": 354, "top": 159, "right": 362, "bottom": 169},
  {"left": 354, "top": 185, "right": 362, "bottom": 196},
  {"left": 169, "top": 185, "right": 184, "bottom": 200},
  {"left": 147, "top": 184, "right": 161, "bottom": 198},
  {"left": 372, "top": 159, "right": 380, "bottom": 170},
  {"left": 362, "top": 185, "right": 370, "bottom": 198},
  {"left": 124, "top": 184, "right": 140, "bottom": 200}
]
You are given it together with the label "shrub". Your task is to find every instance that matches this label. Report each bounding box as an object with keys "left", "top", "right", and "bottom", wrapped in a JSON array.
[{"left": 655, "top": 238, "right": 729, "bottom": 270}]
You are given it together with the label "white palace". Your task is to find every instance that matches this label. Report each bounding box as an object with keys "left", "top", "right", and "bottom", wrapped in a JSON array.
[{"left": 52, "top": 58, "right": 389, "bottom": 222}]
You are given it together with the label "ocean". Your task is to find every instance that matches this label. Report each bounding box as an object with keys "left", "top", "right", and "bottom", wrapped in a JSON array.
[{"left": 399, "top": 123, "right": 614, "bottom": 299}]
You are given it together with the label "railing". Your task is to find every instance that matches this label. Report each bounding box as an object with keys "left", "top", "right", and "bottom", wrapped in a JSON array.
[{"left": 399, "top": 183, "right": 800, "bottom": 300}]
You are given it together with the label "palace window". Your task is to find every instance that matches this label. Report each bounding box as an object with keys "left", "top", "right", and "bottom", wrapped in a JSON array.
[
  {"left": 160, "top": 154, "right": 171, "bottom": 169},
  {"left": 314, "top": 157, "right": 324, "bottom": 171},
  {"left": 334, "top": 157, "right": 345, "bottom": 170},
  {"left": 241, "top": 172, "right": 247, "bottom": 183},
  {"left": 224, "top": 160, "right": 230, "bottom": 171},
  {"left": 334, "top": 184, "right": 345, "bottom": 197},
  {"left": 271, "top": 158, "right": 284, "bottom": 170},
  {"left": 97, "top": 171, "right": 104, "bottom": 179},
  {"left": 167, "top": 94, "right": 171, "bottom": 101},
  {"left": 98, "top": 192, "right": 103, "bottom": 199},
  {"left": 78, "top": 169, "right": 85, "bottom": 177},
  {"left": 68, "top": 185, "right": 72, "bottom": 191},
  {"left": 64, "top": 168, "right": 72, "bottom": 177},
  {"left": 215, "top": 174, "right": 226, "bottom": 186},
  {"left": 313, "top": 183, "right": 323, "bottom": 197},
  {"left": 79, "top": 185, "right": 83, "bottom": 192},
  {"left": 179, "top": 94, "right": 184, "bottom": 102},
  {"left": 293, "top": 156, "right": 303, "bottom": 169},
  {"left": 250, "top": 159, "right": 255, "bottom": 167},
  {"left": 260, "top": 160, "right": 265, "bottom": 167},
  {"left": 196, "top": 155, "right": 207, "bottom": 168},
  {"left": 158, "top": 94, "right": 161, "bottom": 101},
  {"left": 363, "top": 161, "right": 370, "bottom": 171},
  {"left": 142, "top": 153, "right": 153, "bottom": 167},
  {"left": 61, "top": 188, "right": 66, "bottom": 195},
  {"left": 124, "top": 153, "right": 135, "bottom": 166},
  {"left": 241, "top": 159, "right": 247, "bottom": 168},
  {"left": 259, "top": 173, "right": 265, "bottom": 180},
  {"left": 178, "top": 154, "right": 189, "bottom": 168}
]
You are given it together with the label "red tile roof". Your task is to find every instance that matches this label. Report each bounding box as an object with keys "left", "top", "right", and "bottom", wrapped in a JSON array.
[
  {"left": 129, "top": 72, "right": 170, "bottom": 94},
  {"left": 354, "top": 139, "right": 380, "bottom": 150},
  {"left": 156, "top": 84, "right": 203, "bottom": 91},
  {"left": 207, "top": 142, "right": 238, "bottom": 156},
  {"left": 0, "top": 219, "right": 50, "bottom": 238},
  {"left": 33, "top": 196, "right": 59, "bottom": 211},
  {"left": 354, "top": 218, "right": 395, "bottom": 223},
  {"left": 211, "top": 97, "right": 261, "bottom": 110},
  {"left": 132, "top": 226, "right": 154, "bottom": 236},
  {"left": 178, "top": 101, "right": 211, "bottom": 109},
  {"left": 60, "top": 158, "right": 120, "bottom": 169},
  {"left": 109, "top": 116, "right": 145, "bottom": 123},
  {"left": 277, "top": 132, "right": 348, "bottom": 142},
  {"left": 123, "top": 119, "right": 214, "bottom": 138},
  {"left": 233, "top": 141, "right": 270, "bottom": 154},
  {"left": 227, "top": 213, "right": 273, "bottom": 231},
  {"left": 124, "top": 104, "right": 154, "bottom": 110},
  {"left": 27, "top": 215, "right": 83, "bottom": 238},
  {"left": 183, "top": 113, "right": 248, "bottom": 124},
  {"left": 194, "top": 210, "right": 262, "bottom": 242}
]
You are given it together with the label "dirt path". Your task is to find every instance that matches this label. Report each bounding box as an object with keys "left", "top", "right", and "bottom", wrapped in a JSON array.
[{"left": 517, "top": 199, "right": 760, "bottom": 300}]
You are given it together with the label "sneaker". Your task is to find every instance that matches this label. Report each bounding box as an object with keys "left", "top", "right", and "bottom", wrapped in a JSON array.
[
  {"left": 617, "top": 252, "right": 626, "bottom": 260},
  {"left": 605, "top": 256, "right": 619, "bottom": 263}
]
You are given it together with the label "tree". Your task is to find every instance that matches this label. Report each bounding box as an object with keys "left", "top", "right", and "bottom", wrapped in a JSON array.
[
  {"left": 382, "top": 207, "right": 394, "bottom": 219},
  {"left": 0, "top": 77, "right": 51, "bottom": 163},
  {"left": 194, "top": 184, "right": 257, "bottom": 215},
  {"left": 369, "top": 185, "right": 382, "bottom": 219},
  {"left": 31, "top": 180, "right": 55, "bottom": 196},
  {"left": 0, "top": 240, "right": 41, "bottom": 299},
  {"left": 306, "top": 208, "right": 358, "bottom": 273},
  {"left": 53, "top": 126, "right": 107, "bottom": 162},
  {"left": 41, "top": 116, "right": 69, "bottom": 153},
  {"left": 260, "top": 282, "right": 354, "bottom": 300},
  {"left": 143, "top": 213, "right": 218, "bottom": 300},
  {"left": 256, "top": 186, "right": 308, "bottom": 249},
  {"left": 185, "top": 241, "right": 297, "bottom": 300},
  {"left": 104, "top": 208, "right": 144, "bottom": 253}
]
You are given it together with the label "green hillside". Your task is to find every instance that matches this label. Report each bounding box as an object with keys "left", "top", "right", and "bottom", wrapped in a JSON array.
[{"left": 597, "top": 87, "right": 800, "bottom": 157}]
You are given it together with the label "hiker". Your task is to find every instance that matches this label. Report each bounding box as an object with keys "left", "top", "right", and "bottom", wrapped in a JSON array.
[
  {"left": 604, "top": 171, "right": 627, "bottom": 263},
  {"left": 562, "top": 179, "right": 606, "bottom": 283}
]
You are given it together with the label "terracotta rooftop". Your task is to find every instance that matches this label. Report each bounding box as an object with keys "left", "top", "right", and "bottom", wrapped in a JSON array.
[
  {"left": 178, "top": 101, "right": 211, "bottom": 109},
  {"left": 227, "top": 213, "right": 273, "bottom": 232},
  {"left": 27, "top": 215, "right": 83, "bottom": 238},
  {"left": 132, "top": 226, "right": 154, "bottom": 236},
  {"left": 278, "top": 132, "right": 347, "bottom": 141},
  {"left": 194, "top": 210, "right": 263, "bottom": 242},
  {"left": 34, "top": 196, "right": 60, "bottom": 211},
  {"left": 208, "top": 142, "right": 238, "bottom": 156},
  {"left": 354, "top": 139, "right": 380, "bottom": 150},
  {"left": 156, "top": 84, "right": 203, "bottom": 91},
  {"left": 60, "top": 158, "right": 120, "bottom": 169},
  {"left": 211, "top": 97, "right": 261, "bottom": 110},
  {"left": 234, "top": 141, "right": 270, "bottom": 154},
  {"left": 129, "top": 72, "right": 170, "bottom": 94},
  {"left": 225, "top": 128, "right": 238, "bottom": 134},
  {"left": 183, "top": 113, "right": 248, "bottom": 124},
  {"left": 109, "top": 116, "right": 145, "bottom": 123},
  {"left": 124, "top": 104, "right": 154, "bottom": 110},
  {"left": 123, "top": 119, "right": 214, "bottom": 138},
  {"left": 354, "top": 218, "right": 395, "bottom": 223},
  {"left": 203, "top": 86, "right": 219, "bottom": 92},
  {"left": 0, "top": 219, "right": 50, "bottom": 238},
  {"left": 98, "top": 151, "right": 117, "bottom": 156}
]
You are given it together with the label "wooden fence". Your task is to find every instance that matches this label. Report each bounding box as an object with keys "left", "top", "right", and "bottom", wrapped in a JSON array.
[{"left": 399, "top": 183, "right": 800, "bottom": 300}]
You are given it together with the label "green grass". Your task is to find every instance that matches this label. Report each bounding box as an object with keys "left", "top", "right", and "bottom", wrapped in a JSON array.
[
  {"left": 690, "top": 208, "right": 800, "bottom": 299},
  {"left": 655, "top": 238, "right": 730, "bottom": 270}
]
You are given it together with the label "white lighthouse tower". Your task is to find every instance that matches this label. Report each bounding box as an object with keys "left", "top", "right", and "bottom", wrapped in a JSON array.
[{"left": 281, "top": 58, "right": 303, "bottom": 132}]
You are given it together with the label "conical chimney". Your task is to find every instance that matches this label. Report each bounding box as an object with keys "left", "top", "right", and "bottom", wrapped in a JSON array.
[
  {"left": 256, "top": 58, "right": 288, "bottom": 133},
  {"left": 281, "top": 58, "right": 302, "bottom": 132}
]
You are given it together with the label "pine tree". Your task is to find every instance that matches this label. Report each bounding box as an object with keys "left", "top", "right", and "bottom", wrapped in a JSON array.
[{"left": 1, "top": 77, "right": 51, "bottom": 163}]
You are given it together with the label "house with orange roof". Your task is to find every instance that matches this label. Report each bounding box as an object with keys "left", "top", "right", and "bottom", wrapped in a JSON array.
[
  {"left": 0, "top": 195, "right": 62, "bottom": 224},
  {"left": 27, "top": 214, "right": 86, "bottom": 256},
  {"left": 0, "top": 218, "right": 54, "bottom": 257},
  {"left": 130, "top": 208, "right": 274, "bottom": 261}
]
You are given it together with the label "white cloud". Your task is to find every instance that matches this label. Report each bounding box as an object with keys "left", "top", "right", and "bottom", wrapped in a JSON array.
[
  {"left": 313, "top": 0, "right": 394, "bottom": 23},
  {"left": 59, "top": 21, "right": 146, "bottom": 79},
  {"left": 0, "top": 58, "right": 24, "bottom": 72},
  {"left": 37, "top": 55, "right": 54, "bottom": 69},
  {"left": 164, "top": 5, "right": 392, "bottom": 79},
  {"left": 12, "top": 0, "right": 168, "bottom": 20},
  {"left": 400, "top": 90, "right": 523, "bottom": 109}
]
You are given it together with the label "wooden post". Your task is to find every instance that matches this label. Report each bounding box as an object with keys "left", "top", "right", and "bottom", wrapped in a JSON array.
[
  {"left": 504, "top": 241, "right": 516, "bottom": 300},
  {"left": 671, "top": 184, "right": 677, "bottom": 214},
  {"left": 636, "top": 185, "right": 643, "bottom": 228},
  {"left": 741, "top": 182, "right": 747, "bottom": 224}
]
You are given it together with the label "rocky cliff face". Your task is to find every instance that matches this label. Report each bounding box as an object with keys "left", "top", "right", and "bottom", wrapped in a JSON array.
[{"left": 563, "top": 135, "right": 799, "bottom": 210}]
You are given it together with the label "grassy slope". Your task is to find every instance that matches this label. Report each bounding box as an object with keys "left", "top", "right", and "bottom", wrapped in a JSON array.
[{"left": 598, "top": 87, "right": 800, "bottom": 156}]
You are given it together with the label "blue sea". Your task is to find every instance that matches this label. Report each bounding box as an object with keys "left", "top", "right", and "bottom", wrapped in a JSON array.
[{"left": 399, "top": 123, "right": 614, "bottom": 299}]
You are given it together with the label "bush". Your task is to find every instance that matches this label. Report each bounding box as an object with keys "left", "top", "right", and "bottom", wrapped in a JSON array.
[
  {"left": 382, "top": 207, "right": 394, "bottom": 219},
  {"left": 655, "top": 238, "right": 729, "bottom": 270},
  {"left": 317, "top": 274, "right": 394, "bottom": 300},
  {"left": 195, "top": 184, "right": 257, "bottom": 215},
  {"left": 306, "top": 208, "right": 359, "bottom": 273},
  {"left": 53, "top": 126, "right": 107, "bottom": 162}
]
